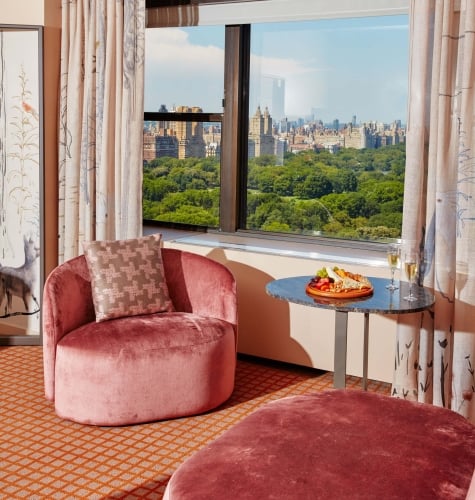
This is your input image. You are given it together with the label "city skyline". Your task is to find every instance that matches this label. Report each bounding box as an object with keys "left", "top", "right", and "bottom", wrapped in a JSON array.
[{"left": 145, "top": 15, "right": 409, "bottom": 124}]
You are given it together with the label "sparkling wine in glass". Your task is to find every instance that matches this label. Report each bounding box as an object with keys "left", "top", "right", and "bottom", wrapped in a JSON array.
[
  {"left": 386, "top": 243, "right": 400, "bottom": 290},
  {"left": 403, "top": 250, "right": 419, "bottom": 302}
]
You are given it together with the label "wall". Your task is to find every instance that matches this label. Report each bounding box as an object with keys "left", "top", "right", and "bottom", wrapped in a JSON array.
[
  {"left": 164, "top": 237, "right": 398, "bottom": 383},
  {"left": 0, "top": 1, "right": 44, "bottom": 24},
  {"left": 42, "top": 2, "right": 61, "bottom": 277}
]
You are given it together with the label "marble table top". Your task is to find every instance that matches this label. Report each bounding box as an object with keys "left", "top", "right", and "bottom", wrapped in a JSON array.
[{"left": 266, "top": 276, "right": 435, "bottom": 314}]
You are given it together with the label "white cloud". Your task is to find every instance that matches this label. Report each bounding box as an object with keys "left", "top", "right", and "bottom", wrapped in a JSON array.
[
  {"left": 146, "top": 29, "right": 223, "bottom": 78},
  {"left": 145, "top": 28, "right": 226, "bottom": 110}
]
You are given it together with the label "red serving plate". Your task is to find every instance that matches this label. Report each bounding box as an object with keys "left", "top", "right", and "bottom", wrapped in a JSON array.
[{"left": 305, "top": 283, "right": 373, "bottom": 299}]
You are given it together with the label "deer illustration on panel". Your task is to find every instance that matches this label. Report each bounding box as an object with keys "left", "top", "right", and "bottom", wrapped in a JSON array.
[{"left": 0, "top": 236, "right": 40, "bottom": 317}]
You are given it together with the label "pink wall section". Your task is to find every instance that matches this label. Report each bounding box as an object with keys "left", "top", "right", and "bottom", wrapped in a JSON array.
[{"left": 0, "top": 1, "right": 44, "bottom": 24}]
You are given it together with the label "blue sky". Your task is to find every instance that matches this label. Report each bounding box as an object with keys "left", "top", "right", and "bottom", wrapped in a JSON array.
[{"left": 145, "top": 15, "right": 408, "bottom": 125}]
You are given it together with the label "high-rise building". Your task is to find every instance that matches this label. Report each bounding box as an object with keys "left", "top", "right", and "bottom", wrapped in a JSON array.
[
  {"left": 143, "top": 132, "right": 157, "bottom": 163},
  {"left": 174, "top": 106, "right": 206, "bottom": 159},
  {"left": 248, "top": 106, "right": 275, "bottom": 158},
  {"left": 156, "top": 132, "right": 179, "bottom": 158},
  {"left": 157, "top": 104, "right": 170, "bottom": 131}
]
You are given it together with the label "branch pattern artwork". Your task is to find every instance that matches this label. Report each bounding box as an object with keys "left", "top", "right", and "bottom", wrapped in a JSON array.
[{"left": 0, "top": 28, "right": 41, "bottom": 335}]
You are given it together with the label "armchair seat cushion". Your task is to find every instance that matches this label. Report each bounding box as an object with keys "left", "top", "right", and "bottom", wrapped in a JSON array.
[
  {"left": 54, "top": 312, "right": 236, "bottom": 426},
  {"left": 58, "top": 312, "right": 232, "bottom": 355}
]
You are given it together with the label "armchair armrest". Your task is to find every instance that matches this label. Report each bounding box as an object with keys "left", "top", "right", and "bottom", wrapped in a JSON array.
[
  {"left": 162, "top": 248, "right": 238, "bottom": 328},
  {"left": 42, "top": 255, "right": 95, "bottom": 400}
]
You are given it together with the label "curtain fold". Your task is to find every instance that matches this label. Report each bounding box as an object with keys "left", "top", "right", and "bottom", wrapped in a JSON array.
[
  {"left": 393, "top": 0, "right": 475, "bottom": 422},
  {"left": 58, "top": 0, "right": 145, "bottom": 262}
]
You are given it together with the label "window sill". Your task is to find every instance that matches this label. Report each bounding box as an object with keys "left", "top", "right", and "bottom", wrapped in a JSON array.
[{"left": 146, "top": 225, "right": 387, "bottom": 269}]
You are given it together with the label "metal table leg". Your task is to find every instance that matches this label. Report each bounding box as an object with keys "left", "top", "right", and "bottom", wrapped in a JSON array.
[
  {"left": 334, "top": 311, "right": 348, "bottom": 388},
  {"left": 362, "top": 312, "right": 369, "bottom": 390}
]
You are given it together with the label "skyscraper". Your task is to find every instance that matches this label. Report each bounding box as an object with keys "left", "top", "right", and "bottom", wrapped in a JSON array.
[{"left": 248, "top": 106, "right": 275, "bottom": 158}]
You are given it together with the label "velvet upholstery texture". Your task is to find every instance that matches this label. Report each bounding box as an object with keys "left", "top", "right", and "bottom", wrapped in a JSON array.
[
  {"left": 164, "top": 390, "right": 475, "bottom": 500},
  {"left": 42, "top": 248, "right": 238, "bottom": 426}
]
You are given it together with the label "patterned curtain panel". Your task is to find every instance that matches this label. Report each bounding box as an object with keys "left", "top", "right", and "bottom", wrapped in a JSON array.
[
  {"left": 393, "top": 0, "right": 475, "bottom": 422},
  {"left": 58, "top": 0, "right": 145, "bottom": 262}
]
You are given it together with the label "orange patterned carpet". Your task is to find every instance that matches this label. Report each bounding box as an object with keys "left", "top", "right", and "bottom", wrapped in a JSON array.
[{"left": 0, "top": 346, "right": 390, "bottom": 499}]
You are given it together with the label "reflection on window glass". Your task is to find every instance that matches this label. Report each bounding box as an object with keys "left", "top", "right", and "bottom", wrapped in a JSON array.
[{"left": 246, "top": 16, "right": 408, "bottom": 241}]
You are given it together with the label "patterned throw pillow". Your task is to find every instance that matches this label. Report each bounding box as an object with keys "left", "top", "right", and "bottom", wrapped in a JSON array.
[{"left": 83, "top": 234, "right": 174, "bottom": 322}]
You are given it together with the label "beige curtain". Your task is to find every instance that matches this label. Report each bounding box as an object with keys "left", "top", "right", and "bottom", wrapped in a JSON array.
[
  {"left": 58, "top": 0, "right": 145, "bottom": 262},
  {"left": 392, "top": 0, "right": 475, "bottom": 422}
]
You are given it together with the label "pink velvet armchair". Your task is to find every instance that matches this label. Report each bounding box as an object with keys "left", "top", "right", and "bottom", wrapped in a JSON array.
[{"left": 42, "top": 248, "right": 238, "bottom": 426}]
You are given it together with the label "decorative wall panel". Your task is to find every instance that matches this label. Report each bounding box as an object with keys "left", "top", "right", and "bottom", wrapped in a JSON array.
[{"left": 0, "top": 25, "right": 43, "bottom": 344}]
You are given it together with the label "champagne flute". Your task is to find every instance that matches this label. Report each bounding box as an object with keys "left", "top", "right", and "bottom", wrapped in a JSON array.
[
  {"left": 403, "top": 249, "right": 419, "bottom": 301},
  {"left": 386, "top": 243, "right": 400, "bottom": 290}
]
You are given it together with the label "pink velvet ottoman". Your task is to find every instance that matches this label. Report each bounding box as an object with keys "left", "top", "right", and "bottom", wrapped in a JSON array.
[{"left": 164, "top": 390, "right": 475, "bottom": 499}]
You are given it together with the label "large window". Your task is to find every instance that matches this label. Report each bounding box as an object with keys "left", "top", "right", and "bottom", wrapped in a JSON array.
[{"left": 143, "top": 10, "right": 409, "bottom": 243}]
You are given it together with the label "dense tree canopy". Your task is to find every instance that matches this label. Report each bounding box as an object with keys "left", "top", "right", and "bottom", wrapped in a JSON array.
[{"left": 143, "top": 143, "right": 405, "bottom": 240}]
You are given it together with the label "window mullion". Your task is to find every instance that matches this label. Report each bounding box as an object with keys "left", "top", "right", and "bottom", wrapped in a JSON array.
[{"left": 220, "top": 24, "right": 250, "bottom": 232}]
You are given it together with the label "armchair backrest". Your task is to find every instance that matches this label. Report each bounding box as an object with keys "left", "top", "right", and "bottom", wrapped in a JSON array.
[{"left": 162, "top": 248, "right": 238, "bottom": 327}]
